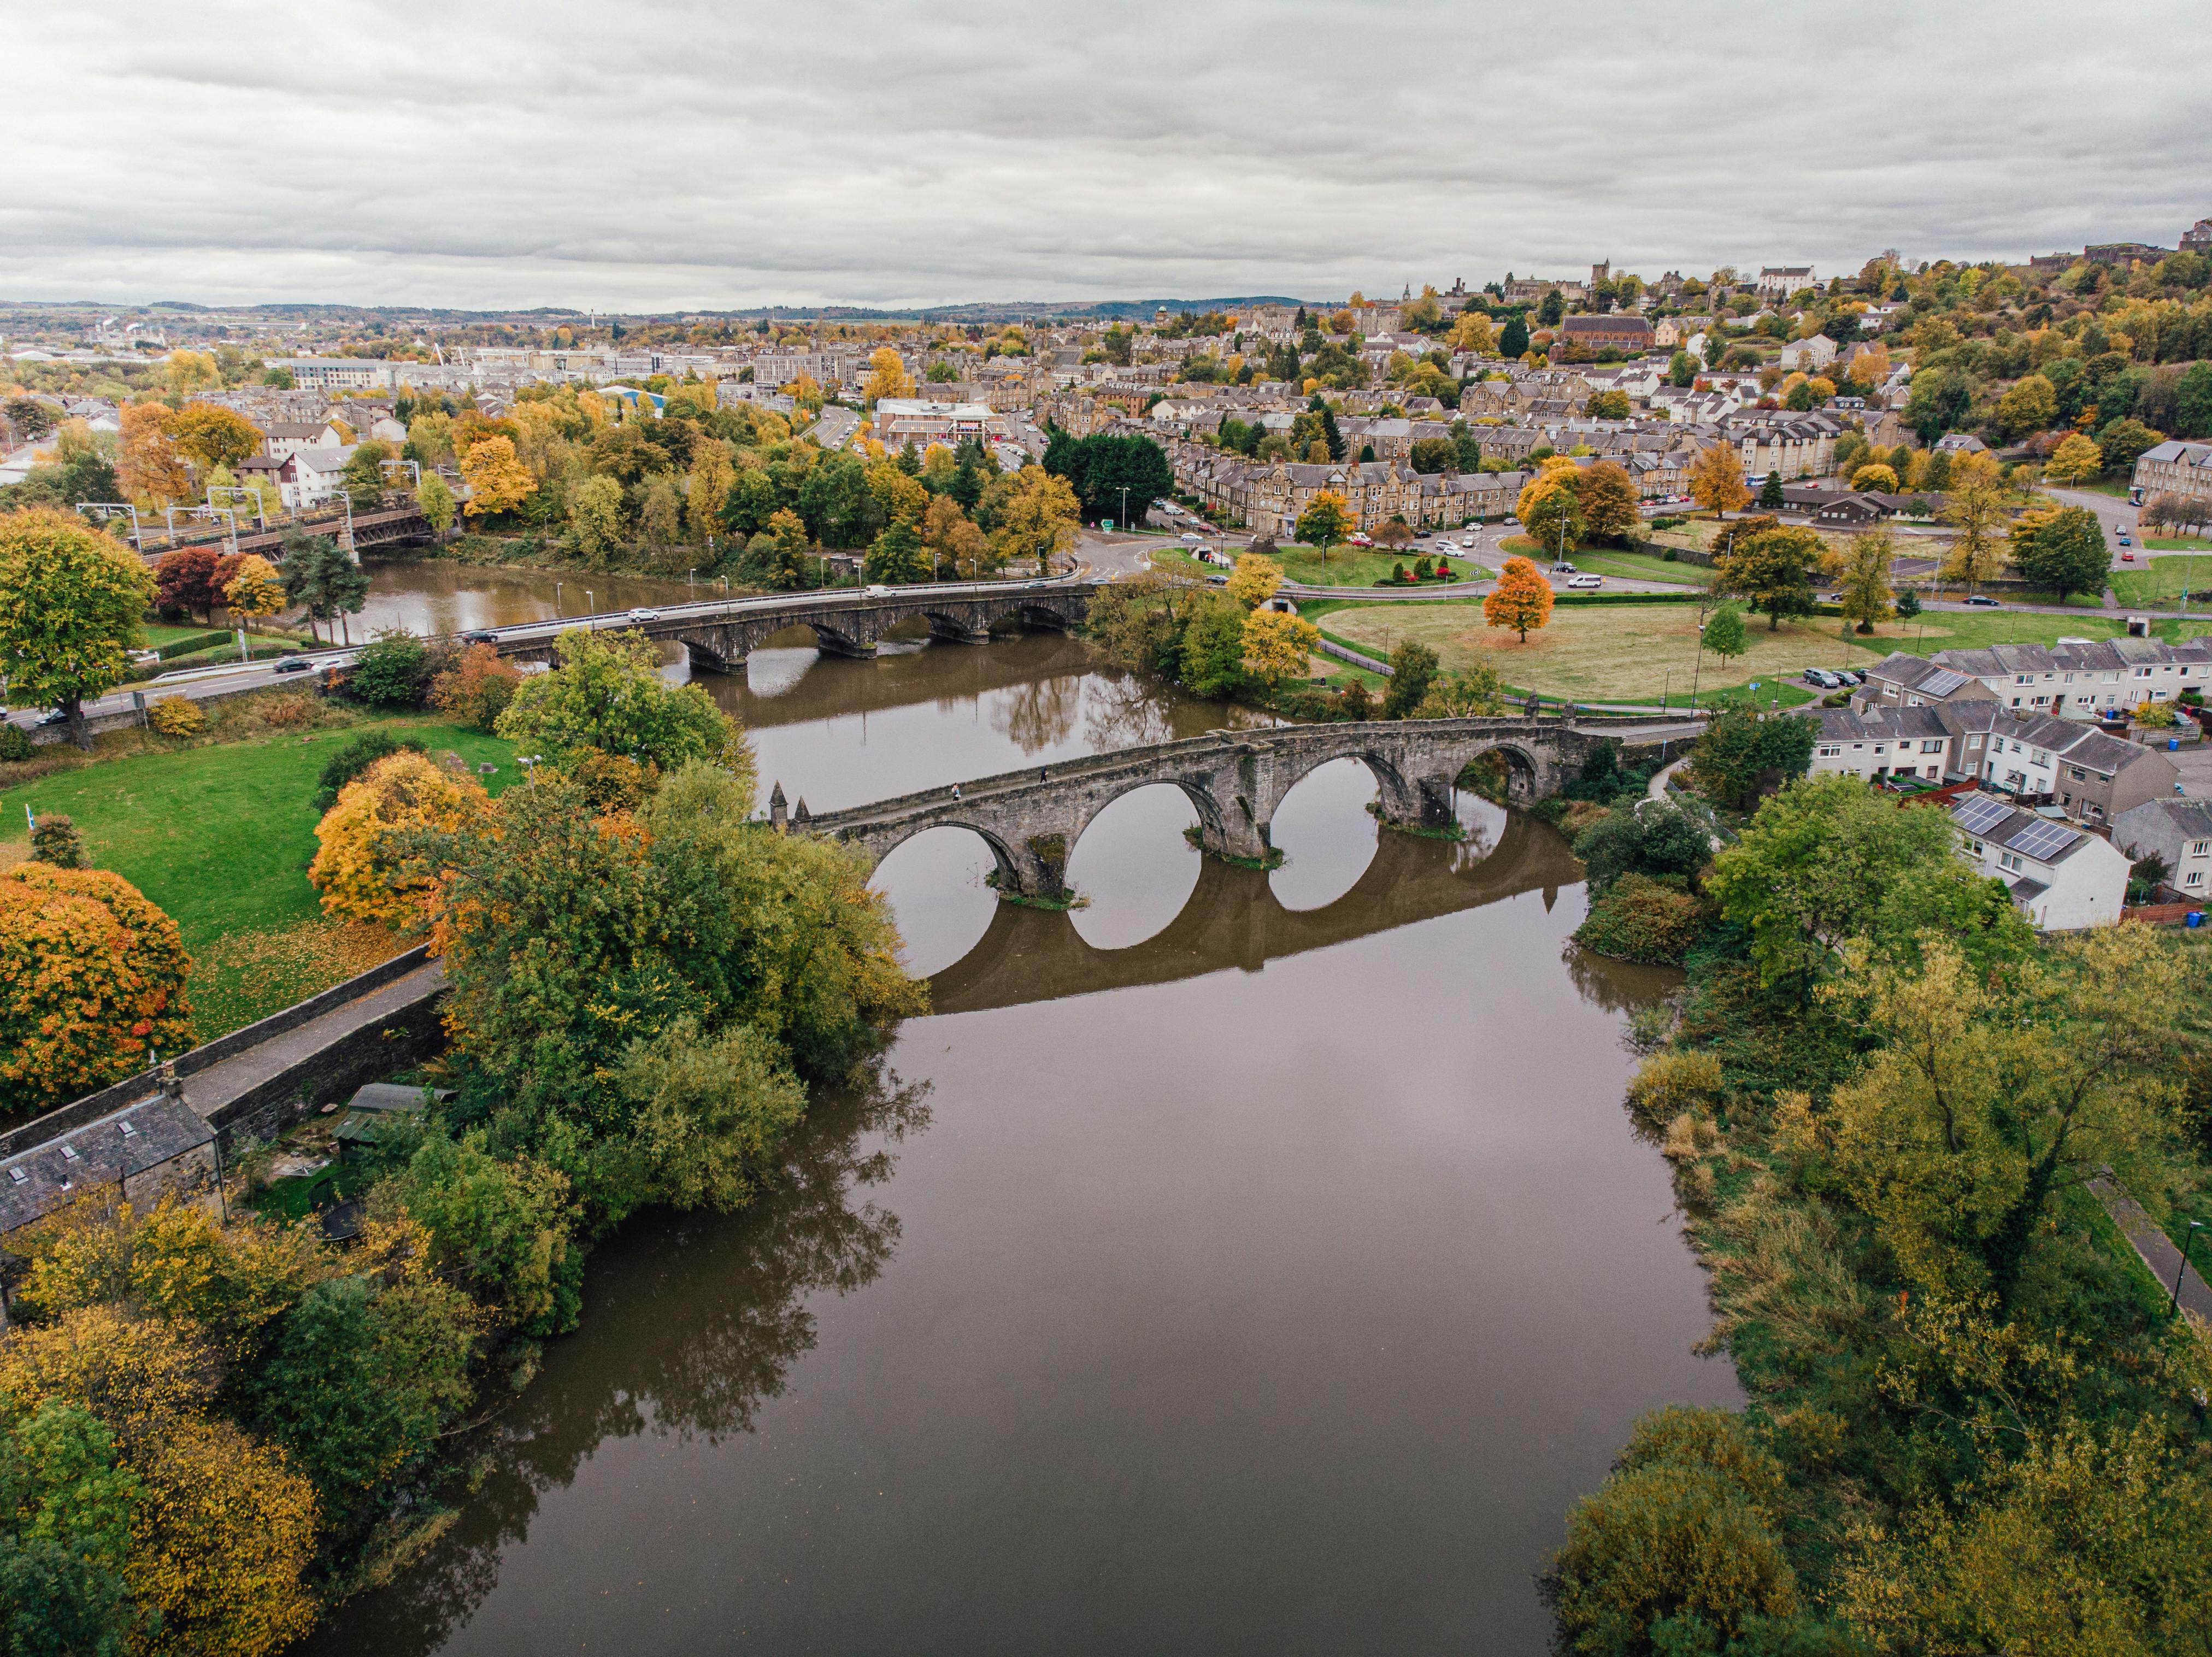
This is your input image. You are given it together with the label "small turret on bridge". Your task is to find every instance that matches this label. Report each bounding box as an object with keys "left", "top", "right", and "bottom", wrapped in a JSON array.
[{"left": 787, "top": 714, "right": 1697, "bottom": 901}]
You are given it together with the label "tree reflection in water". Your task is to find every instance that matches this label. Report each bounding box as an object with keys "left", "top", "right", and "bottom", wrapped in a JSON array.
[
  {"left": 989, "top": 673, "right": 1084, "bottom": 753},
  {"left": 1560, "top": 941, "right": 1684, "bottom": 1014},
  {"left": 311, "top": 1062, "right": 932, "bottom": 1657}
]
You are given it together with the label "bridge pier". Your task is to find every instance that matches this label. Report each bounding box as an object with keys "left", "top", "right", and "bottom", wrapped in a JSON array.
[{"left": 926, "top": 615, "right": 993, "bottom": 645}]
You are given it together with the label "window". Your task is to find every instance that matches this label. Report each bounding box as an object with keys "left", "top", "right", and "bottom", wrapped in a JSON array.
[
  {"left": 1921, "top": 740, "right": 1943, "bottom": 753},
  {"left": 2190, "top": 870, "right": 2207, "bottom": 888},
  {"left": 2015, "top": 674, "right": 2034, "bottom": 685},
  {"left": 1999, "top": 852, "right": 2021, "bottom": 872},
  {"left": 2070, "top": 766, "right": 2086, "bottom": 780},
  {"left": 2192, "top": 841, "right": 2211, "bottom": 856}
]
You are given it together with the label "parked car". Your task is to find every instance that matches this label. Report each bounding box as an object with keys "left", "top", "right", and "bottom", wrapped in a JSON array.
[
  {"left": 1503, "top": 515, "right": 1519, "bottom": 526},
  {"left": 1965, "top": 595, "right": 2002, "bottom": 607},
  {"left": 2117, "top": 531, "right": 2133, "bottom": 545},
  {"left": 272, "top": 656, "right": 313, "bottom": 674},
  {"left": 1837, "top": 669, "right": 1866, "bottom": 685},
  {"left": 1348, "top": 533, "right": 1374, "bottom": 548},
  {"left": 1550, "top": 561, "right": 1578, "bottom": 575},
  {"left": 1205, "top": 573, "right": 1229, "bottom": 587},
  {"left": 1459, "top": 537, "right": 1477, "bottom": 549},
  {"left": 626, "top": 607, "right": 662, "bottom": 621},
  {"left": 461, "top": 628, "right": 498, "bottom": 644},
  {"left": 1565, "top": 573, "right": 1603, "bottom": 590},
  {"left": 1803, "top": 668, "right": 1842, "bottom": 689},
  {"left": 2121, "top": 550, "right": 2138, "bottom": 562}
]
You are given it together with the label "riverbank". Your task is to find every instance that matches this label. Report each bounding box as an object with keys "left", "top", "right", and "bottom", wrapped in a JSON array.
[{"left": 1543, "top": 765, "right": 2212, "bottom": 1650}]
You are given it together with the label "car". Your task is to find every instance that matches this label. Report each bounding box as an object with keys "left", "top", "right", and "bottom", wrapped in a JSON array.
[
  {"left": 37, "top": 708, "right": 69, "bottom": 726},
  {"left": 1550, "top": 561, "right": 1578, "bottom": 575},
  {"left": 2121, "top": 550, "right": 2138, "bottom": 562},
  {"left": 1180, "top": 531, "right": 1204, "bottom": 543},
  {"left": 1965, "top": 595, "right": 2002, "bottom": 607},
  {"left": 1205, "top": 573, "right": 1229, "bottom": 587},
  {"left": 461, "top": 628, "right": 498, "bottom": 645},
  {"left": 863, "top": 585, "right": 891, "bottom": 597},
  {"left": 1348, "top": 533, "right": 1373, "bottom": 548},
  {"left": 272, "top": 656, "right": 313, "bottom": 674},
  {"left": 2118, "top": 533, "right": 2132, "bottom": 546},
  {"left": 1503, "top": 515, "right": 1519, "bottom": 526},
  {"left": 1837, "top": 669, "right": 1866, "bottom": 686},
  {"left": 626, "top": 607, "right": 662, "bottom": 621},
  {"left": 1565, "top": 573, "right": 1604, "bottom": 590},
  {"left": 1803, "top": 668, "right": 1841, "bottom": 690}
]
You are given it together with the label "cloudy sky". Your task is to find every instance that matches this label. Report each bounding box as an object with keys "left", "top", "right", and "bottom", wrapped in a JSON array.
[{"left": 7, "top": 0, "right": 2208, "bottom": 312}]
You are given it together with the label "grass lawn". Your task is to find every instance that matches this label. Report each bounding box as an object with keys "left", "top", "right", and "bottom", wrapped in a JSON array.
[
  {"left": 1315, "top": 600, "right": 2174, "bottom": 708},
  {"left": 1151, "top": 543, "right": 1487, "bottom": 589},
  {"left": 2109, "top": 553, "right": 2212, "bottom": 609},
  {"left": 0, "top": 716, "right": 517, "bottom": 1040},
  {"left": 1570, "top": 550, "right": 1715, "bottom": 587},
  {"left": 2146, "top": 538, "right": 2212, "bottom": 551}
]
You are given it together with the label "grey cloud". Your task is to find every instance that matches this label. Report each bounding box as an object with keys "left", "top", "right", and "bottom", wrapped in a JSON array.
[{"left": 5, "top": 0, "right": 2209, "bottom": 309}]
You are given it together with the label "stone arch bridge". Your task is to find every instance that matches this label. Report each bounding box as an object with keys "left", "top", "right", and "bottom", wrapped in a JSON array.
[
  {"left": 493, "top": 578, "right": 1097, "bottom": 669},
  {"left": 786, "top": 714, "right": 1699, "bottom": 897}
]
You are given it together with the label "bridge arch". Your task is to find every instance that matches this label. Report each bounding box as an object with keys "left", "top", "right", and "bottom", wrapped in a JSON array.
[
  {"left": 1063, "top": 773, "right": 1229, "bottom": 865},
  {"left": 862, "top": 817, "right": 1026, "bottom": 896},
  {"left": 1263, "top": 742, "right": 1420, "bottom": 828}
]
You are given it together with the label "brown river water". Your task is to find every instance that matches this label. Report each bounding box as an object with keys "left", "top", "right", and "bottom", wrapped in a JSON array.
[{"left": 304, "top": 562, "right": 1735, "bottom": 1656}]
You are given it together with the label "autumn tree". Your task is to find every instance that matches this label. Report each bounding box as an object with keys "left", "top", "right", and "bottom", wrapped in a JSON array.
[
  {"left": 1851, "top": 462, "right": 1900, "bottom": 493},
  {"left": 1484, "top": 555, "right": 1555, "bottom": 642},
  {"left": 0, "top": 507, "right": 158, "bottom": 746},
  {"left": 1687, "top": 443, "right": 1751, "bottom": 517},
  {"left": 1414, "top": 662, "right": 1507, "bottom": 718},
  {"left": 2044, "top": 431, "right": 2104, "bottom": 485},
  {"left": 1240, "top": 608, "right": 1321, "bottom": 700},
  {"left": 1226, "top": 551, "right": 1284, "bottom": 608},
  {"left": 1517, "top": 460, "right": 1586, "bottom": 555},
  {"left": 0, "top": 863, "right": 193, "bottom": 1115},
  {"left": 989, "top": 466, "right": 1081, "bottom": 575},
  {"left": 155, "top": 544, "right": 224, "bottom": 623},
  {"left": 1939, "top": 451, "right": 2009, "bottom": 591},
  {"left": 920, "top": 493, "right": 987, "bottom": 579},
  {"left": 458, "top": 436, "right": 534, "bottom": 522},
  {"left": 861, "top": 346, "right": 916, "bottom": 404},
  {"left": 1995, "top": 372, "right": 2058, "bottom": 440},
  {"left": 865, "top": 515, "right": 928, "bottom": 584},
  {"left": 427, "top": 642, "right": 523, "bottom": 732},
  {"left": 160, "top": 349, "right": 221, "bottom": 395},
  {"left": 1577, "top": 460, "right": 1640, "bottom": 542},
  {"left": 1295, "top": 490, "right": 1352, "bottom": 550},
  {"left": 117, "top": 404, "right": 189, "bottom": 506},
  {"left": 310, "top": 750, "right": 495, "bottom": 926},
  {"left": 1826, "top": 527, "right": 1896, "bottom": 633},
  {"left": 167, "top": 405, "right": 261, "bottom": 473},
  {"left": 221, "top": 554, "right": 286, "bottom": 636},
  {"left": 686, "top": 443, "right": 736, "bottom": 541},
  {"left": 566, "top": 473, "right": 626, "bottom": 566},
  {"left": 1381, "top": 641, "right": 1442, "bottom": 718},
  {"left": 1716, "top": 524, "right": 1822, "bottom": 628}
]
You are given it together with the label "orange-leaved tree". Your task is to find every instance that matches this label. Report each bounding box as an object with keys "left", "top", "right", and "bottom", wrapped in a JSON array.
[
  {"left": 119, "top": 403, "right": 190, "bottom": 505},
  {"left": 310, "top": 750, "right": 493, "bottom": 926},
  {"left": 428, "top": 642, "right": 523, "bottom": 732},
  {"left": 0, "top": 863, "right": 193, "bottom": 1118},
  {"left": 1689, "top": 443, "right": 1751, "bottom": 517},
  {"left": 1484, "top": 555, "right": 1555, "bottom": 642}
]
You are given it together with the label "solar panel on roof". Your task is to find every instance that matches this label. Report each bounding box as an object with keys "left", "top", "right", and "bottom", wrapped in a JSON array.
[
  {"left": 2006, "top": 820, "right": 2081, "bottom": 862},
  {"left": 1919, "top": 668, "right": 1969, "bottom": 696},
  {"left": 1952, "top": 796, "right": 2012, "bottom": 836}
]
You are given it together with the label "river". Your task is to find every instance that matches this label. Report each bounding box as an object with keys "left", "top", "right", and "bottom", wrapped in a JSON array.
[{"left": 307, "top": 563, "right": 1735, "bottom": 1656}]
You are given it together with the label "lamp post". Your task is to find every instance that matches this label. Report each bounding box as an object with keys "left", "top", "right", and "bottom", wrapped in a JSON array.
[
  {"left": 2173, "top": 1219, "right": 2205, "bottom": 1317},
  {"left": 555, "top": 581, "right": 563, "bottom": 618}
]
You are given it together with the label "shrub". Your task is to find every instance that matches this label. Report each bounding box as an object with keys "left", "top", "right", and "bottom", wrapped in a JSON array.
[
  {"left": 427, "top": 642, "right": 522, "bottom": 733},
  {"left": 255, "top": 692, "right": 314, "bottom": 728},
  {"left": 2133, "top": 700, "right": 2178, "bottom": 728},
  {"left": 1624, "top": 1048, "right": 1725, "bottom": 1130},
  {"left": 0, "top": 724, "right": 34, "bottom": 763},
  {"left": 28, "top": 814, "right": 87, "bottom": 868},
  {"left": 147, "top": 696, "right": 205, "bottom": 737},
  {"left": 348, "top": 631, "right": 433, "bottom": 708},
  {"left": 1542, "top": 1408, "right": 1800, "bottom": 1654},
  {"left": 0, "top": 864, "right": 193, "bottom": 1116},
  {"left": 313, "top": 730, "right": 427, "bottom": 813},
  {"left": 1575, "top": 873, "right": 1709, "bottom": 966}
]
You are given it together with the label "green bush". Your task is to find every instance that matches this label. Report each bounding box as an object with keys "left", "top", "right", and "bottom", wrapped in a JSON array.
[
  {"left": 313, "top": 730, "right": 428, "bottom": 812},
  {"left": 0, "top": 725, "right": 34, "bottom": 763},
  {"left": 1575, "top": 873, "right": 1710, "bottom": 965},
  {"left": 1543, "top": 1408, "right": 1801, "bottom": 1655},
  {"left": 347, "top": 631, "right": 434, "bottom": 709}
]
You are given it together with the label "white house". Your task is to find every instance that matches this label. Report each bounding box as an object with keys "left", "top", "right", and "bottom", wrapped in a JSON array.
[
  {"left": 1948, "top": 791, "right": 2128, "bottom": 930},
  {"left": 265, "top": 358, "right": 396, "bottom": 391},
  {"left": 1778, "top": 334, "right": 1837, "bottom": 373},
  {"left": 275, "top": 445, "right": 356, "bottom": 510},
  {"left": 1757, "top": 265, "right": 1819, "bottom": 299},
  {"left": 261, "top": 420, "right": 346, "bottom": 462}
]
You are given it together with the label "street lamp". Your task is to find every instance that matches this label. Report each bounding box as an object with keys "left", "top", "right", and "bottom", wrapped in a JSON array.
[
  {"left": 2174, "top": 1220, "right": 2205, "bottom": 1317},
  {"left": 555, "top": 581, "right": 563, "bottom": 618}
]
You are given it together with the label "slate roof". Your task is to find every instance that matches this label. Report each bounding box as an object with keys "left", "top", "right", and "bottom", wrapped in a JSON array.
[{"left": 0, "top": 1095, "right": 213, "bottom": 1234}]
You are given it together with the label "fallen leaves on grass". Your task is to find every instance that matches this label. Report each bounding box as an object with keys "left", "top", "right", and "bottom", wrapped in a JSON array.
[{"left": 190, "top": 916, "right": 411, "bottom": 1041}]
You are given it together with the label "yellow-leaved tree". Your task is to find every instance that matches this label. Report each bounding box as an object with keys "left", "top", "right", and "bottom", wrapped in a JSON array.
[
  {"left": 1688, "top": 443, "right": 1751, "bottom": 517},
  {"left": 310, "top": 750, "right": 493, "bottom": 926},
  {"left": 989, "top": 466, "right": 1081, "bottom": 575},
  {"left": 458, "top": 436, "right": 534, "bottom": 522},
  {"left": 221, "top": 554, "right": 285, "bottom": 628},
  {"left": 1226, "top": 551, "right": 1284, "bottom": 608},
  {"left": 1240, "top": 608, "right": 1321, "bottom": 697},
  {"left": 1484, "top": 555, "right": 1556, "bottom": 642},
  {"left": 862, "top": 346, "right": 915, "bottom": 404}
]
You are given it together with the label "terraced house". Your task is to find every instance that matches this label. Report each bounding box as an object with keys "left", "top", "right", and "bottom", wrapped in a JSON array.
[{"left": 1859, "top": 638, "right": 2212, "bottom": 719}]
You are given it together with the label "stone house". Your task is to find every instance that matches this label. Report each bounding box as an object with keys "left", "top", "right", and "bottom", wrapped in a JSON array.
[{"left": 2133, "top": 440, "right": 2212, "bottom": 507}]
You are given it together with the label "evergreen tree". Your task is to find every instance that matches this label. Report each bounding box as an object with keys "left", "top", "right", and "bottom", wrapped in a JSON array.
[{"left": 1758, "top": 470, "right": 1785, "bottom": 508}]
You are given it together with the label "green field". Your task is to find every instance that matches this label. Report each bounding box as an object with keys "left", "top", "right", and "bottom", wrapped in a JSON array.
[
  {"left": 2109, "top": 554, "right": 2212, "bottom": 609},
  {"left": 1569, "top": 550, "right": 1715, "bottom": 587},
  {"left": 0, "top": 716, "right": 517, "bottom": 1038},
  {"left": 2146, "top": 538, "right": 2212, "bottom": 551},
  {"left": 1307, "top": 598, "right": 2194, "bottom": 709},
  {"left": 1151, "top": 543, "right": 1486, "bottom": 589}
]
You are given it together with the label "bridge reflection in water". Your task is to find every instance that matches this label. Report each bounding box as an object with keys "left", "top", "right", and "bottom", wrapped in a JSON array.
[{"left": 920, "top": 802, "right": 1585, "bottom": 1016}]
